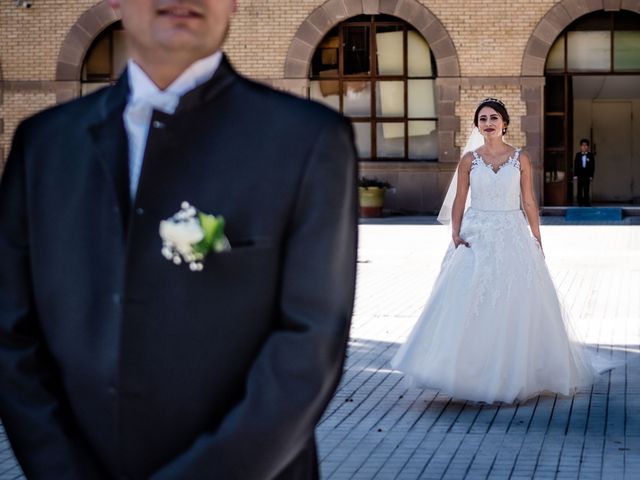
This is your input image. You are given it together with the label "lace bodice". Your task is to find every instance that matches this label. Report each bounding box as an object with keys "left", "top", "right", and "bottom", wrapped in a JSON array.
[{"left": 469, "top": 148, "right": 522, "bottom": 211}]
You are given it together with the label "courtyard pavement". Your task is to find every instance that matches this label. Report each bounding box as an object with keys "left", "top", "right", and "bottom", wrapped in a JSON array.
[{"left": 1, "top": 216, "right": 639, "bottom": 479}]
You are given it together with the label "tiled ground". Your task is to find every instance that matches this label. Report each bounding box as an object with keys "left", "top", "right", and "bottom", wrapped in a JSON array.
[
  {"left": 2, "top": 217, "right": 639, "bottom": 479},
  {"left": 318, "top": 217, "right": 639, "bottom": 479}
]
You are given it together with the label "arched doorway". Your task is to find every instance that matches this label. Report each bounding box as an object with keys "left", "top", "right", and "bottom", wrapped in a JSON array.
[
  {"left": 309, "top": 14, "right": 438, "bottom": 161},
  {"left": 543, "top": 10, "right": 640, "bottom": 205}
]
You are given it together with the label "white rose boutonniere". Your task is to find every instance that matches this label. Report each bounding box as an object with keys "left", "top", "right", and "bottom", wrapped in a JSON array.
[{"left": 159, "top": 202, "right": 231, "bottom": 271}]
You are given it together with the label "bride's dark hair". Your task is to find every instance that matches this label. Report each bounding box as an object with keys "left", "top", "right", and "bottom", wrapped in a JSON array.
[{"left": 474, "top": 98, "right": 510, "bottom": 135}]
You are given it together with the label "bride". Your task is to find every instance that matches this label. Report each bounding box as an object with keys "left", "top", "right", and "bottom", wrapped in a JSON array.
[{"left": 391, "top": 98, "right": 603, "bottom": 404}]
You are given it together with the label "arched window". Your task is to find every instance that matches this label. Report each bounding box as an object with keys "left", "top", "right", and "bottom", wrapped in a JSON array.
[
  {"left": 546, "top": 11, "right": 640, "bottom": 74},
  {"left": 81, "top": 22, "right": 126, "bottom": 96},
  {"left": 309, "top": 15, "right": 438, "bottom": 161},
  {"left": 543, "top": 10, "right": 640, "bottom": 205}
]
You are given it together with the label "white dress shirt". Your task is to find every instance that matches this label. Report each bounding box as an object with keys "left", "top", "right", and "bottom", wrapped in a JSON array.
[
  {"left": 582, "top": 154, "right": 588, "bottom": 169},
  {"left": 123, "top": 52, "right": 223, "bottom": 199}
]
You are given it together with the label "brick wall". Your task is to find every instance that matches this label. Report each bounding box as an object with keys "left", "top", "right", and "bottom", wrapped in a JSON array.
[
  {"left": 1, "top": 92, "right": 57, "bottom": 169},
  {"left": 423, "top": 0, "right": 557, "bottom": 77},
  {"left": 226, "top": 1, "right": 325, "bottom": 80},
  {"left": 1, "top": 0, "right": 564, "bottom": 163},
  {"left": 0, "top": 0, "right": 98, "bottom": 163},
  {"left": 4, "top": 0, "right": 613, "bottom": 215},
  {"left": 225, "top": 1, "right": 558, "bottom": 79},
  {"left": 0, "top": 0, "right": 98, "bottom": 82}
]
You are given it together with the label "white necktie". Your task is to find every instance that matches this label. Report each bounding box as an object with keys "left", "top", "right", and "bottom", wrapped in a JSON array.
[
  {"left": 582, "top": 154, "right": 587, "bottom": 169},
  {"left": 126, "top": 90, "right": 180, "bottom": 123}
]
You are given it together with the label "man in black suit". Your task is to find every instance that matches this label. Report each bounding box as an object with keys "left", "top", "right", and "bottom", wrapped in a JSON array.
[
  {"left": 573, "top": 138, "right": 595, "bottom": 206},
  {"left": 0, "top": 1, "right": 357, "bottom": 479}
]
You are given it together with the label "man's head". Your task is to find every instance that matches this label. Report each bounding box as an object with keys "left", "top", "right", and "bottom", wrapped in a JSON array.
[
  {"left": 580, "top": 138, "right": 590, "bottom": 153},
  {"left": 107, "top": 0, "right": 237, "bottom": 82}
]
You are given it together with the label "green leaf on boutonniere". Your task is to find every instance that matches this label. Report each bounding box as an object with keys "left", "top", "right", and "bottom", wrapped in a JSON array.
[
  {"left": 195, "top": 213, "right": 229, "bottom": 255},
  {"left": 160, "top": 202, "right": 231, "bottom": 272}
]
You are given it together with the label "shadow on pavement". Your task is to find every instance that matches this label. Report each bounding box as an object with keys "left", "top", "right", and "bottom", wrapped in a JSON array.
[{"left": 318, "top": 337, "right": 638, "bottom": 479}]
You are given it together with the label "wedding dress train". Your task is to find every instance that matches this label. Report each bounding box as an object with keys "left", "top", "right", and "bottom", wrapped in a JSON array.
[{"left": 391, "top": 149, "right": 602, "bottom": 404}]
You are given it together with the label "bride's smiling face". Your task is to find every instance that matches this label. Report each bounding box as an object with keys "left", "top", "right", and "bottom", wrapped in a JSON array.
[{"left": 477, "top": 106, "right": 506, "bottom": 139}]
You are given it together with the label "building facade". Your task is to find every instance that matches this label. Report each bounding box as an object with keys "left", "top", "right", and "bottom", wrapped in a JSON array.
[{"left": 1, "top": 0, "right": 639, "bottom": 212}]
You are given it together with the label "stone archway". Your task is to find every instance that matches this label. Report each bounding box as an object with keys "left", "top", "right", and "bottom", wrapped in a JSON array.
[
  {"left": 55, "top": 2, "right": 121, "bottom": 102},
  {"left": 284, "top": 0, "right": 461, "bottom": 164},
  {"left": 521, "top": 0, "right": 640, "bottom": 204},
  {"left": 522, "top": 0, "right": 640, "bottom": 76},
  {"left": 284, "top": 0, "right": 459, "bottom": 79}
]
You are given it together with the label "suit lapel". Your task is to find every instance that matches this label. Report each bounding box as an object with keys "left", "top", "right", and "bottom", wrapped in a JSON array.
[
  {"left": 87, "top": 75, "right": 131, "bottom": 233},
  {"left": 133, "top": 55, "right": 239, "bottom": 206},
  {"left": 174, "top": 55, "right": 237, "bottom": 115}
]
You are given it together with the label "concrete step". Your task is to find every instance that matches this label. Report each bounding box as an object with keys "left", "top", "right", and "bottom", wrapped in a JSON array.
[
  {"left": 542, "top": 205, "right": 640, "bottom": 218},
  {"left": 565, "top": 207, "right": 623, "bottom": 221}
]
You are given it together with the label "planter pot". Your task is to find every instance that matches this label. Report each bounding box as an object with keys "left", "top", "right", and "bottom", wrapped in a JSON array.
[{"left": 359, "top": 186, "right": 386, "bottom": 218}]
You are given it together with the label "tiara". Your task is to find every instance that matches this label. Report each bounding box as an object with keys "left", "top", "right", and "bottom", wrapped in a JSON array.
[{"left": 477, "top": 97, "right": 506, "bottom": 108}]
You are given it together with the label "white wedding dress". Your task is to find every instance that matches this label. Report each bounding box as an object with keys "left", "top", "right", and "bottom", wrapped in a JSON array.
[{"left": 391, "top": 148, "right": 600, "bottom": 404}]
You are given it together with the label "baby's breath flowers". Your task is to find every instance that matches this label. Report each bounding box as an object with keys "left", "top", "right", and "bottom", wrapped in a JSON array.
[{"left": 159, "top": 202, "right": 231, "bottom": 271}]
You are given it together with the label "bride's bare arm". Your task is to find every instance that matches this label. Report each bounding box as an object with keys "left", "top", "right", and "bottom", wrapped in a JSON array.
[
  {"left": 451, "top": 154, "right": 472, "bottom": 248},
  {"left": 519, "top": 151, "right": 543, "bottom": 250}
]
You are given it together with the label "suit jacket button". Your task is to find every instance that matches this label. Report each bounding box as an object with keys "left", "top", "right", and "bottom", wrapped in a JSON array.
[{"left": 112, "top": 294, "right": 121, "bottom": 305}]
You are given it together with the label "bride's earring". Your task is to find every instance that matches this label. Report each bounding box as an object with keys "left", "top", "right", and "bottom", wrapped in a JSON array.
[{"left": 502, "top": 128, "right": 507, "bottom": 135}]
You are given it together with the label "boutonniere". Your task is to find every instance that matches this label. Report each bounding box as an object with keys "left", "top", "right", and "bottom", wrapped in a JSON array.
[{"left": 159, "top": 202, "right": 231, "bottom": 271}]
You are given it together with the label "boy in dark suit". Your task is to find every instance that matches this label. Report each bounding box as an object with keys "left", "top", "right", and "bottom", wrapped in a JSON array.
[{"left": 573, "top": 138, "right": 595, "bottom": 206}]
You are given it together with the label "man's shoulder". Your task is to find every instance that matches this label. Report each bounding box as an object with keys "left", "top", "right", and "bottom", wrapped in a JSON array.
[
  {"left": 20, "top": 85, "right": 115, "bottom": 133},
  {"left": 233, "top": 75, "right": 348, "bottom": 130}
]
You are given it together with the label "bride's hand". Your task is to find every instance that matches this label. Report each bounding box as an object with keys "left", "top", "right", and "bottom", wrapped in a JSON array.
[
  {"left": 534, "top": 237, "right": 545, "bottom": 258},
  {"left": 453, "top": 234, "right": 470, "bottom": 248}
]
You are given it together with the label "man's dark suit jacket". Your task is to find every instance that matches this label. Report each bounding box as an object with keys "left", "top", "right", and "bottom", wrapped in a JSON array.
[
  {"left": 0, "top": 57, "right": 358, "bottom": 479},
  {"left": 573, "top": 151, "right": 595, "bottom": 180}
]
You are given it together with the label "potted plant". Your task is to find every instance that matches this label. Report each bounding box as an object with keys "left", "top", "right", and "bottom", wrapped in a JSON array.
[{"left": 358, "top": 177, "right": 393, "bottom": 218}]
